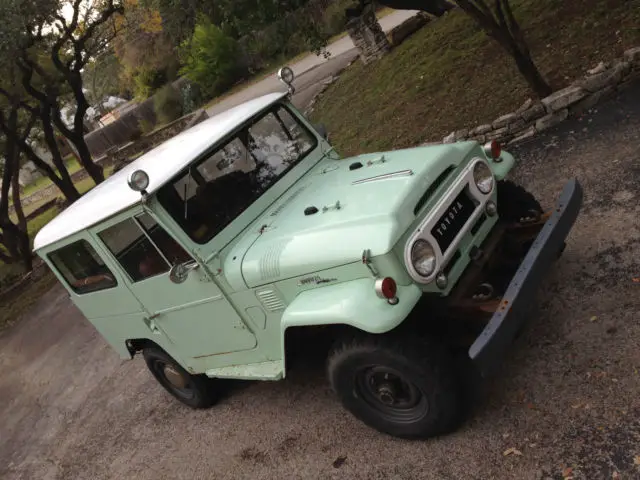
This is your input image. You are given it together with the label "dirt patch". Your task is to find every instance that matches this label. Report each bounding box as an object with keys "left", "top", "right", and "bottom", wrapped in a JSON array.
[{"left": 1, "top": 86, "right": 640, "bottom": 480}]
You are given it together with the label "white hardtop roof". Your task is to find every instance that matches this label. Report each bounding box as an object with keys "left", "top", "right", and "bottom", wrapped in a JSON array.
[{"left": 33, "top": 92, "right": 288, "bottom": 251}]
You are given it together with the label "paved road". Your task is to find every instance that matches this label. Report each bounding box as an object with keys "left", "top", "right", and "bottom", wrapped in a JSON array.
[
  {"left": 205, "top": 10, "right": 419, "bottom": 117},
  {"left": 1, "top": 85, "right": 640, "bottom": 479}
]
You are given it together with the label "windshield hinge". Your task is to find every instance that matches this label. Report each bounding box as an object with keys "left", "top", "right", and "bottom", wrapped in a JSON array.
[{"left": 362, "top": 249, "right": 379, "bottom": 277}]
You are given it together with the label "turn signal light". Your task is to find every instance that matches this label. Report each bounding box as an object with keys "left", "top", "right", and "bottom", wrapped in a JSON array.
[
  {"left": 375, "top": 277, "right": 398, "bottom": 304},
  {"left": 483, "top": 140, "right": 502, "bottom": 160}
]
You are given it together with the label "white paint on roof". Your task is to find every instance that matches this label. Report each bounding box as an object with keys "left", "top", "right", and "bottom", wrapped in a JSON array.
[{"left": 33, "top": 92, "right": 287, "bottom": 251}]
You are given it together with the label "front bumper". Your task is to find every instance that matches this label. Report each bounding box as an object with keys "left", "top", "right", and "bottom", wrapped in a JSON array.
[{"left": 468, "top": 179, "right": 583, "bottom": 377}]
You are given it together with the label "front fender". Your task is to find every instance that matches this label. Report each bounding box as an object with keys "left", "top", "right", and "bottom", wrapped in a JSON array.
[
  {"left": 281, "top": 278, "right": 422, "bottom": 334},
  {"left": 489, "top": 150, "right": 516, "bottom": 180}
]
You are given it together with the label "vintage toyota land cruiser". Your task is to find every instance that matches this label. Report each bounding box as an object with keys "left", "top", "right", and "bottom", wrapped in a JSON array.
[{"left": 34, "top": 68, "right": 582, "bottom": 439}]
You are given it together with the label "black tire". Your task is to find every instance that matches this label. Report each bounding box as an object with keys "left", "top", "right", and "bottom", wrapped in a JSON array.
[
  {"left": 497, "top": 180, "right": 543, "bottom": 223},
  {"left": 143, "top": 347, "right": 218, "bottom": 409},
  {"left": 327, "top": 334, "right": 463, "bottom": 439}
]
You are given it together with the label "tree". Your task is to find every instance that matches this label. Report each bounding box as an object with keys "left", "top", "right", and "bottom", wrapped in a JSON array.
[
  {"left": 84, "top": 49, "right": 128, "bottom": 111},
  {"left": 114, "top": 0, "right": 179, "bottom": 99},
  {"left": 0, "top": 66, "right": 82, "bottom": 203},
  {"left": 16, "top": 0, "right": 125, "bottom": 186},
  {"left": 372, "top": 0, "right": 552, "bottom": 97},
  {"left": 0, "top": 104, "right": 36, "bottom": 270}
]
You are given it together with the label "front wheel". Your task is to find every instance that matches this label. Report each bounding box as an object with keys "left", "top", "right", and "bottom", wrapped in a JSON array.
[
  {"left": 497, "top": 179, "right": 543, "bottom": 224},
  {"left": 143, "top": 347, "right": 218, "bottom": 409},
  {"left": 327, "top": 334, "right": 463, "bottom": 439}
]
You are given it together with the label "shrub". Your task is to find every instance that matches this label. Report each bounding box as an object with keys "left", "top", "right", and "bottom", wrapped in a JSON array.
[
  {"left": 153, "top": 85, "right": 184, "bottom": 126},
  {"left": 138, "top": 117, "right": 156, "bottom": 135},
  {"left": 133, "top": 68, "right": 167, "bottom": 100},
  {"left": 179, "top": 17, "right": 246, "bottom": 97}
]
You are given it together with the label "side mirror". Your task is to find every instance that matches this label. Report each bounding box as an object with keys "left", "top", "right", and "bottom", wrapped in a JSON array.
[
  {"left": 169, "top": 260, "right": 199, "bottom": 284},
  {"left": 314, "top": 123, "right": 329, "bottom": 140},
  {"left": 277, "top": 66, "right": 295, "bottom": 96}
]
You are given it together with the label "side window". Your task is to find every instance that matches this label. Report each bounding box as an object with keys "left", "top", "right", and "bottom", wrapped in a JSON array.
[
  {"left": 99, "top": 218, "right": 170, "bottom": 282},
  {"left": 49, "top": 240, "right": 117, "bottom": 294},
  {"left": 136, "top": 213, "right": 192, "bottom": 265}
]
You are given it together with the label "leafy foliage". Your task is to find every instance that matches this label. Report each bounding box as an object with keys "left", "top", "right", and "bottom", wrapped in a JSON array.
[
  {"left": 114, "top": 0, "right": 179, "bottom": 99},
  {"left": 133, "top": 67, "right": 168, "bottom": 99},
  {"left": 179, "top": 18, "right": 246, "bottom": 97}
]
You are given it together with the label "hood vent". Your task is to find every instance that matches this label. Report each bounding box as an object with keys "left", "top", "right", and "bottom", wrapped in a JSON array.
[
  {"left": 256, "top": 289, "right": 285, "bottom": 312},
  {"left": 413, "top": 166, "right": 455, "bottom": 215}
]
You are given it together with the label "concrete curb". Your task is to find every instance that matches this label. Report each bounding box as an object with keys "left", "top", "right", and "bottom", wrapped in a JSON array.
[{"left": 441, "top": 47, "right": 640, "bottom": 147}]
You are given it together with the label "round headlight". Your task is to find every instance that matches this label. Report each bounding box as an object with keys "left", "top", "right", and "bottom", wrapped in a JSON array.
[
  {"left": 127, "top": 169, "right": 149, "bottom": 192},
  {"left": 473, "top": 160, "right": 494, "bottom": 194},
  {"left": 278, "top": 66, "right": 294, "bottom": 85},
  {"left": 411, "top": 239, "right": 437, "bottom": 277}
]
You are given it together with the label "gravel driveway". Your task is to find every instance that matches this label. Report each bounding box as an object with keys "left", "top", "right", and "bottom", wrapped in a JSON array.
[{"left": 1, "top": 86, "right": 639, "bottom": 480}]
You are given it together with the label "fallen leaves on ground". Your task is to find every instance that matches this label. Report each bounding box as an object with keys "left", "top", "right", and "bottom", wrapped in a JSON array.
[{"left": 503, "top": 447, "right": 523, "bottom": 456}]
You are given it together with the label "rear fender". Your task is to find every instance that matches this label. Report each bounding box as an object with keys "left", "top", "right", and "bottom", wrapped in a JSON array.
[{"left": 280, "top": 278, "right": 422, "bottom": 373}]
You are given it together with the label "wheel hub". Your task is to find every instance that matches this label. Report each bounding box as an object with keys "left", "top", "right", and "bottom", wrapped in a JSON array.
[
  {"left": 355, "top": 366, "right": 430, "bottom": 423},
  {"left": 376, "top": 383, "right": 397, "bottom": 405},
  {"left": 163, "top": 364, "right": 188, "bottom": 389}
]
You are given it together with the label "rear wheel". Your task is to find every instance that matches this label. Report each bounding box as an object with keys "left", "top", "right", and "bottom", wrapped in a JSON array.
[
  {"left": 327, "top": 334, "right": 463, "bottom": 438},
  {"left": 143, "top": 347, "right": 218, "bottom": 409},
  {"left": 497, "top": 180, "right": 543, "bottom": 224}
]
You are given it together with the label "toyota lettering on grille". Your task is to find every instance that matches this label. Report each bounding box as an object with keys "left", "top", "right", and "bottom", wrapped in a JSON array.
[
  {"left": 434, "top": 200, "right": 465, "bottom": 237},
  {"left": 431, "top": 190, "right": 475, "bottom": 252}
]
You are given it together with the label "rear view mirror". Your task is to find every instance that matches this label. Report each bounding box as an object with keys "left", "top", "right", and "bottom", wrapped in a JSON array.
[
  {"left": 169, "top": 260, "right": 199, "bottom": 284},
  {"left": 314, "top": 123, "right": 329, "bottom": 141}
]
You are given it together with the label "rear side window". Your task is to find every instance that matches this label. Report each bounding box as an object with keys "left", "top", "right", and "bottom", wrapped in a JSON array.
[{"left": 49, "top": 240, "right": 117, "bottom": 294}]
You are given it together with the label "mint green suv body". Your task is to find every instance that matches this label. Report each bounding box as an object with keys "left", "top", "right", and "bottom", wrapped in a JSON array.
[{"left": 34, "top": 90, "right": 582, "bottom": 438}]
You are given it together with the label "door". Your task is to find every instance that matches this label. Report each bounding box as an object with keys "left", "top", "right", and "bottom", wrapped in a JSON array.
[{"left": 96, "top": 212, "right": 256, "bottom": 363}]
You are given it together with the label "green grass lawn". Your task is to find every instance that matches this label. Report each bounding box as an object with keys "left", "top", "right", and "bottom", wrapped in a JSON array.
[
  {"left": 310, "top": 0, "right": 640, "bottom": 156},
  {"left": 19, "top": 155, "right": 83, "bottom": 198}
]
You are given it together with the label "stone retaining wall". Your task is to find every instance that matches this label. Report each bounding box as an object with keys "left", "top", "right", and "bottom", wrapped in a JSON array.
[
  {"left": 442, "top": 47, "right": 640, "bottom": 146},
  {"left": 345, "top": 3, "right": 391, "bottom": 65}
]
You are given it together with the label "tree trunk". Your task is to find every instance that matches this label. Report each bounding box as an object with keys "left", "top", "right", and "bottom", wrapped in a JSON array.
[
  {"left": 38, "top": 108, "right": 82, "bottom": 202},
  {"left": 0, "top": 110, "right": 22, "bottom": 265},
  {"left": 10, "top": 131, "right": 82, "bottom": 203},
  {"left": 509, "top": 43, "right": 552, "bottom": 97},
  {"left": 73, "top": 134, "right": 104, "bottom": 184},
  {"left": 55, "top": 74, "right": 105, "bottom": 185},
  {"left": 11, "top": 161, "right": 33, "bottom": 271}
]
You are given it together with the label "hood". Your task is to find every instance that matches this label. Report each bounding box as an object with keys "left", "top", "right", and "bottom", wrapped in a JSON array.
[{"left": 240, "top": 142, "right": 476, "bottom": 288}]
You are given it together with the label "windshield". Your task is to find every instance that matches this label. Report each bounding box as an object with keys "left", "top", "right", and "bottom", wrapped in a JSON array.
[{"left": 157, "top": 104, "right": 317, "bottom": 244}]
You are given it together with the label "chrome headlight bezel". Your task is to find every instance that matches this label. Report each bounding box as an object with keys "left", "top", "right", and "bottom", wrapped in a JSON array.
[
  {"left": 404, "top": 156, "right": 497, "bottom": 285},
  {"left": 473, "top": 159, "right": 494, "bottom": 194},
  {"left": 410, "top": 239, "right": 437, "bottom": 278}
]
